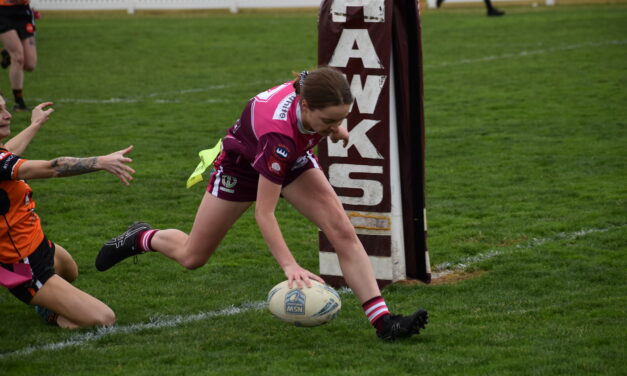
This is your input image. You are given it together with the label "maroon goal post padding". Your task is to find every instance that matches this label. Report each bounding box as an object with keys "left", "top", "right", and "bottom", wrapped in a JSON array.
[{"left": 317, "top": 0, "right": 431, "bottom": 287}]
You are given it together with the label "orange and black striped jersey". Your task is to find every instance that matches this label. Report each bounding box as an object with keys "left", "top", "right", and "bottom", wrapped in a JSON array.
[
  {"left": 0, "top": 1, "right": 30, "bottom": 6},
  {"left": 0, "top": 148, "right": 43, "bottom": 263}
]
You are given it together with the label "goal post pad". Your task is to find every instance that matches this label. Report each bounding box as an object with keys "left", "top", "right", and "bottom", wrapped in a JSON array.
[{"left": 317, "top": 0, "right": 431, "bottom": 287}]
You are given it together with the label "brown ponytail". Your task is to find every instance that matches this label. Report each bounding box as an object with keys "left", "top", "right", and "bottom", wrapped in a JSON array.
[{"left": 293, "top": 67, "right": 353, "bottom": 110}]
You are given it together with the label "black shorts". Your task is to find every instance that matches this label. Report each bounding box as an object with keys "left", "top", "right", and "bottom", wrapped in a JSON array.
[
  {"left": 0, "top": 5, "right": 35, "bottom": 39},
  {"left": 1, "top": 236, "right": 55, "bottom": 304}
]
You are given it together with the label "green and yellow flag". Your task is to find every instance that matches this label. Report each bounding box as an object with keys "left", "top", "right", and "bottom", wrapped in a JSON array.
[{"left": 186, "top": 139, "right": 223, "bottom": 188}]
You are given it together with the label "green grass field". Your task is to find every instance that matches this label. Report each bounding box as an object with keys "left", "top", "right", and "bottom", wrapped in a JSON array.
[{"left": 1, "top": 3, "right": 626, "bottom": 375}]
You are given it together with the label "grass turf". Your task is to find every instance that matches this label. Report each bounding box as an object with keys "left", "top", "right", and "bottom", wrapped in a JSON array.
[{"left": 0, "top": 3, "right": 625, "bottom": 375}]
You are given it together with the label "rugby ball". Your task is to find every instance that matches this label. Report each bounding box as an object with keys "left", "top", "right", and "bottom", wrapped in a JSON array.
[{"left": 267, "top": 280, "right": 341, "bottom": 327}]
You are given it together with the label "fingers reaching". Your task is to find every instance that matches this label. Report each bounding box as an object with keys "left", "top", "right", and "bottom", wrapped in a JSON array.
[
  {"left": 31, "top": 102, "right": 55, "bottom": 126},
  {"left": 102, "top": 146, "right": 135, "bottom": 185},
  {"left": 119, "top": 145, "right": 134, "bottom": 156}
]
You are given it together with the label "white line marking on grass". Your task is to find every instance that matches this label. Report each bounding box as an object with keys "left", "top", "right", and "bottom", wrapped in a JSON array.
[
  {"left": 428, "top": 39, "right": 627, "bottom": 68},
  {"left": 41, "top": 79, "right": 282, "bottom": 105},
  {"left": 0, "top": 288, "right": 355, "bottom": 359},
  {"left": 36, "top": 40, "right": 625, "bottom": 105},
  {"left": 0, "top": 301, "right": 266, "bottom": 360},
  {"left": 2, "top": 226, "right": 620, "bottom": 358},
  {"left": 432, "top": 225, "right": 624, "bottom": 279},
  {"left": 52, "top": 97, "right": 230, "bottom": 104}
]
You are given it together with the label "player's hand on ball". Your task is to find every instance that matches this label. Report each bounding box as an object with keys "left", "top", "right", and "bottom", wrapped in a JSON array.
[{"left": 284, "top": 263, "right": 325, "bottom": 289}]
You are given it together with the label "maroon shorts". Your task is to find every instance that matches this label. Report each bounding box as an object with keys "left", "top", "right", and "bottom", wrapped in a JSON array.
[{"left": 207, "top": 150, "right": 319, "bottom": 202}]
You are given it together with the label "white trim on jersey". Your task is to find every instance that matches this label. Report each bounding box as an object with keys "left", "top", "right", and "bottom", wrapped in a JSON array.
[
  {"left": 250, "top": 100, "right": 259, "bottom": 140},
  {"left": 296, "top": 103, "right": 316, "bottom": 135}
]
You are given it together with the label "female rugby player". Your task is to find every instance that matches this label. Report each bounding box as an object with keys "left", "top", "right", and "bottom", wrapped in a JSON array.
[
  {"left": 0, "top": 0, "right": 38, "bottom": 111},
  {"left": 0, "top": 96, "right": 134, "bottom": 328},
  {"left": 96, "top": 67, "right": 428, "bottom": 340}
]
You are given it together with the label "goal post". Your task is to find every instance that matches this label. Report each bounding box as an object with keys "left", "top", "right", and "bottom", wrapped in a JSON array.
[{"left": 317, "top": 0, "right": 431, "bottom": 288}]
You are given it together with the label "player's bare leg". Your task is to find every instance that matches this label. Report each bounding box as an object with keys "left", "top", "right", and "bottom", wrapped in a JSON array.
[
  {"left": 30, "top": 275, "right": 115, "bottom": 329},
  {"left": 148, "top": 193, "right": 251, "bottom": 269},
  {"left": 281, "top": 168, "right": 381, "bottom": 303},
  {"left": 282, "top": 168, "right": 428, "bottom": 340},
  {"left": 96, "top": 192, "right": 251, "bottom": 271}
]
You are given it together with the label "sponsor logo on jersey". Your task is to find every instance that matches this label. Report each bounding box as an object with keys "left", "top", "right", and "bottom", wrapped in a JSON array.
[{"left": 272, "top": 93, "right": 296, "bottom": 121}]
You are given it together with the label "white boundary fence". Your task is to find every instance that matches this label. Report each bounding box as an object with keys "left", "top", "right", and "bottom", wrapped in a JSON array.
[
  {"left": 426, "top": 0, "right": 554, "bottom": 8},
  {"left": 31, "top": 0, "right": 555, "bottom": 13},
  {"left": 30, "top": 0, "right": 322, "bottom": 14}
]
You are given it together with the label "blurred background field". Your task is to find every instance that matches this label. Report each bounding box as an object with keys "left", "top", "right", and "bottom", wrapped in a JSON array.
[{"left": 0, "top": 3, "right": 625, "bottom": 375}]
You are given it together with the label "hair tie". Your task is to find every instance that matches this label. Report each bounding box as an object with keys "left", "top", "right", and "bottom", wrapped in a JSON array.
[{"left": 299, "top": 70, "right": 309, "bottom": 89}]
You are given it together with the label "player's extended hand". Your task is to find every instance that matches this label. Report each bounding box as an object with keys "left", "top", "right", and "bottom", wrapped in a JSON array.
[
  {"left": 284, "top": 263, "right": 325, "bottom": 289},
  {"left": 98, "top": 145, "right": 135, "bottom": 185},
  {"left": 30, "top": 102, "right": 55, "bottom": 128}
]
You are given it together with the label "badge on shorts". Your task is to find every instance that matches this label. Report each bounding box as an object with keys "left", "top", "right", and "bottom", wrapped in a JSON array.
[
  {"left": 274, "top": 145, "right": 290, "bottom": 160},
  {"left": 219, "top": 175, "right": 238, "bottom": 193}
]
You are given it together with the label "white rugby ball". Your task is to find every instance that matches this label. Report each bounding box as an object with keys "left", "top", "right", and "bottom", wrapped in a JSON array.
[{"left": 267, "top": 280, "right": 341, "bottom": 327}]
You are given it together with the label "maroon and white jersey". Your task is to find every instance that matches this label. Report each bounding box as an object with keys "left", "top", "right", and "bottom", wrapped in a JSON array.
[{"left": 222, "top": 82, "right": 322, "bottom": 185}]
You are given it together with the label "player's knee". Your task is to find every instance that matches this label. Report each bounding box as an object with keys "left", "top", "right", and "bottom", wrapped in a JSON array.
[
  {"left": 179, "top": 243, "right": 216, "bottom": 270},
  {"left": 23, "top": 62, "right": 36, "bottom": 72},
  {"left": 92, "top": 307, "right": 116, "bottom": 327},
  {"left": 325, "top": 210, "right": 355, "bottom": 239},
  {"left": 67, "top": 261, "right": 79, "bottom": 282},
  {"left": 65, "top": 268, "right": 78, "bottom": 283},
  {"left": 180, "top": 255, "right": 208, "bottom": 270},
  {"left": 11, "top": 53, "right": 25, "bottom": 67}
]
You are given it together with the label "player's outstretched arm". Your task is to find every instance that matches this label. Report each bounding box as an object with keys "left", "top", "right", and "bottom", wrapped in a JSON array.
[
  {"left": 4, "top": 102, "right": 55, "bottom": 155},
  {"left": 255, "top": 175, "right": 325, "bottom": 289},
  {"left": 16, "top": 145, "right": 135, "bottom": 185}
]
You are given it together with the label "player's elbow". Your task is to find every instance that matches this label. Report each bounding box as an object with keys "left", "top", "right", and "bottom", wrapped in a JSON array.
[{"left": 17, "top": 160, "right": 59, "bottom": 180}]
